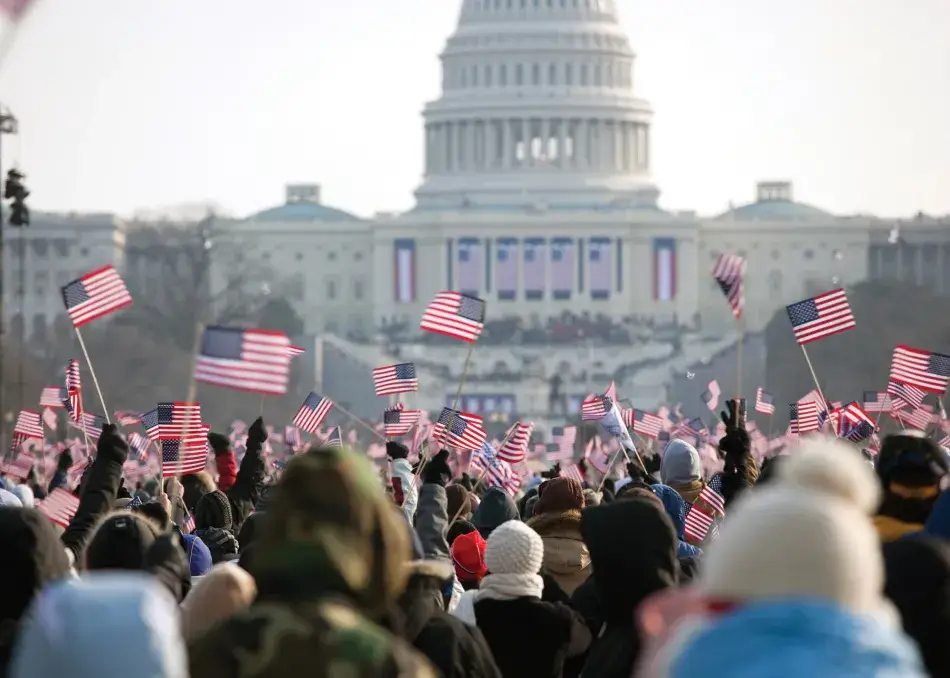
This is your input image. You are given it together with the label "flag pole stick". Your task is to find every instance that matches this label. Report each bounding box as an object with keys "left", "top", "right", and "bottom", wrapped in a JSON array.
[
  {"left": 736, "top": 317, "right": 743, "bottom": 400},
  {"left": 331, "top": 401, "right": 387, "bottom": 441},
  {"left": 445, "top": 423, "right": 517, "bottom": 523},
  {"left": 421, "top": 340, "right": 478, "bottom": 483},
  {"left": 800, "top": 345, "right": 828, "bottom": 413},
  {"left": 73, "top": 328, "right": 110, "bottom": 424}
]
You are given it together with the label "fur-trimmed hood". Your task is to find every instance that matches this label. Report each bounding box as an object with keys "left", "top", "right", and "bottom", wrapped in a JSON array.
[{"left": 526, "top": 509, "right": 590, "bottom": 596}]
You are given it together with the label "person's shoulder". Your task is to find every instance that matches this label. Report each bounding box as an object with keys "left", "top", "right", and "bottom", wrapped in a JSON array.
[{"left": 189, "top": 601, "right": 438, "bottom": 677}]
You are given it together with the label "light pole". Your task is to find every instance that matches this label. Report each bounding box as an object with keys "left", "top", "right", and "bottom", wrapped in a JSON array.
[{"left": 0, "top": 109, "right": 19, "bottom": 453}]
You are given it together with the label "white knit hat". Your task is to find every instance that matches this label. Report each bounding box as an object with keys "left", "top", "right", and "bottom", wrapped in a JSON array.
[
  {"left": 700, "top": 436, "right": 888, "bottom": 617},
  {"left": 484, "top": 520, "right": 544, "bottom": 575}
]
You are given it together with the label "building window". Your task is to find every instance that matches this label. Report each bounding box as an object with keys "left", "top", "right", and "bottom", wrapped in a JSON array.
[
  {"left": 326, "top": 278, "right": 337, "bottom": 300},
  {"left": 471, "top": 65, "right": 479, "bottom": 86},
  {"left": 771, "top": 250, "right": 780, "bottom": 260},
  {"left": 593, "top": 64, "right": 601, "bottom": 86},
  {"left": 548, "top": 63, "right": 557, "bottom": 85},
  {"left": 769, "top": 270, "right": 782, "bottom": 295},
  {"left": 354, "top": 251, "right": 363, "bottom": 261},
  {"left": 328, "top": 251, "right": 337, "bottom": 261},
  {"left": 515, "top": 63, "right": 523, "bottom": 85},
  {"left": 532, "top": 63, "right": 540, "bottom": 85},
  {"left": 485, "top": 64, "right": 493, "bottom": 86},
  {"left": 79, "top": 247, "right": 89, "bottom": 256},
  {"left": 803, "top": 249, "right": 814, "bottom": 260},
  {"left": 580, "top": 64, "right": 588, "bottom": 85},
  {"left": 295, "top": 252, "right": 303, "bottom": 261},
  {"left": 353, "top": 279, "right": 364, "bottom": 300},
  {"left": 53, "top": 239, "right": 69, "bottom": 257},
  {"left": 500, "top": 64, "right": 507, "bottom": 86},
  {"left": 460, "top": 67, "right": 467, "bottom": 88},
  {"left": 565, "top": 63, "right": 573, "bottom": 85},
  {"left": 606, "top": 62, "right": 614, "bottom": 86},
  {"left": 289, "top": 274, "right": 304, "bottom": 301},
  {"left": 32, "top": 240, "right": 48, "bottom": 257}
]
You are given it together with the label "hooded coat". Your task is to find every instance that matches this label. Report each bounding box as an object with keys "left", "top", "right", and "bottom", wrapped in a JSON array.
[
  {"left": 579, "top": 497, "right": 679, "bottom": 678},
  {"left": 187, "top": 446, "right": 436, "bottom": 677},
  {"left": 526, "top": 509, "right": 591, "bottom": 599},
  {"left": 472, "top": 487, "right": 520, "bottom": 539},
  {"left": 650, "top": 485, "right": 703, "bottom": 560}
]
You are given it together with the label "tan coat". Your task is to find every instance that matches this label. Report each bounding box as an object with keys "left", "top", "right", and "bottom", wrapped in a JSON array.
[{"left": 526, "top": 509, "right": 591, "bottom": 596}]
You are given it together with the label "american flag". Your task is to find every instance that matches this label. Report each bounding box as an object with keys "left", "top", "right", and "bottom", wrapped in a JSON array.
[
  {"left": 790, "top": 400, "right": 820, "bottom": 434},
  {"left": 39, "top": 386, "right": 66, "bottom": 409},
  {"left": 292, "top": 392, "right": 333, "bottom": 434},
  {"left": 181, "top": 513, "right": 195, "bottom": 534},
  {"left": 194, "top": 326, "right": 293, "bottom": 395},
  {"left": 887, "top": 380, "right": 926, "bottom": 411},
  {"left": 894, "top": 405, "right": 934, "bottom": 432},
  {"left": 78, "top": 412, "right": 106, "bottom": 440},
  {"left": 14, "top": 410, "right": 43, "bottom": 439},
  {"left": 631, "top": 410, "right": 664, "bottom": 439},
  {"left": 755, "top": 387, "right": 775, "bottom": 415},
  {"left": 581, "top": 395, "right": 612, "bottom": 421},
  {"left": 471, "top": 443, "right": 519, "bottom": 495},
  {"left": 155, "top": 402, "right": 203, "bottom": 439},
  {"left": 889, "top": 345, "right": 950, "bottom": 394},
  {"left": 140, "top": 407, "right": 160, "bottom": 442},
  {"left": 684, "top": 485, "right": 725, "bottom": 542},
  {"left": 561, "top": 463, "right": 584, "bottom": 485},
  {"left": 0, "top": 451, "right": 33, "bottom": 479},
  {"left": 496, "top": 421, "right": 534, "bottom": 463},
  {"left": 420, "top": 291, "right": 486, "bottom": 343},
  {"left": 383, "top": 407, "right": 422, "bottom": 437},
  {"left": 323, "top": 427, "right": 343, "bottom": 449},
  {"left": 286, "top": 345, "right": 305, "bottom": 358},
  {"left": 549, "top": 426, "right": 576, "bottom": 462},
  {"left": 61, "top": 265, "right": 133, "bottom": 328},
  {"left": 65, "top": 359, "right": 82, "bottom": 422},
  {"left": 372, "top": 362, "right": 418, "bottom": 396},
  {"left": 434, "top": 408, "right": 486, "bottom": 450},
  {"left": 785, "top": 288, "right": 856, "bottom": 345},
  {"left": 160, "top": 428, "right": 209, "bottom": 477},
  {"left": 712, "top": 253, "right": 746, "bottom": 319},
  {"left": 863, "top": 390, "right": 890, "bottom": 413},
  {"left": 701, "top": 380, "right": 721, "bottom": 412},
  {"left": 128, "top": 432, "right": 150, "bottom": 461},
  {"left": 837, "top": 402, "right": 875, "bottom": 442},
  {"left": 36, "top": 488, "right": 80, "bottom": 528},
  {"left": 113, "top": 410, "right": 141, "bottom": 426}
]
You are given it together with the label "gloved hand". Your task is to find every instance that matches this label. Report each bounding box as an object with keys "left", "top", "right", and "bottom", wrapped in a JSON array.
[
  {"left": 422, "top": 450, "right": 452, "bottom": 487},
  {"left": 458, "top": 472, "right": 475, "bottom": 491},
  {"left": 96, "top": 423, "right": 129, "bottom": 465},
  {"left": 720, "top": 399, "right": 747, "bottom": 432},
  {"left": 57, "top": 450, "right": 73, "bottom": 473},
  {"left": 541, "top": 462, "right": 562, "bottom": 480},
  {"left": 207, "top": 431, "right": 231, "bottom": 455},
  {"left": 248, "top": 417, "right": 267, "bottom": 444},
  {"left": 386, "top": 440, "right": 409, "bottom": 461},
  {"left": 626, "top": 460, "right": 649, "bottom": 484},
  {"left": 117, "top": 478, "right": 132, "bottom": 499}
]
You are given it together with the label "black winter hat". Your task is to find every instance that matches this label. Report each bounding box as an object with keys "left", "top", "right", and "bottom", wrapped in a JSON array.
[
  {"left": 878, "top": 433, "right": 947, "bottom": 490},
  {"left": 84, "top": 512, "right": 161, "bottom": 571},
  {"left": 237, "top": 511, "right": 266, "bottom": 552},
  {"left": 194, "top": 489, "right": 233, "bottom": 532}
]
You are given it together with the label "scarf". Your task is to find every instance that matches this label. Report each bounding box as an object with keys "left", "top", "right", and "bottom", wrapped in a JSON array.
[{"left": 451, "top": 572, "right": 545, "bottom": 625}]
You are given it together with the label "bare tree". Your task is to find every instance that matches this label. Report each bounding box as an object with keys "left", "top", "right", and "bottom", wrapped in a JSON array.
[{"left": 120, "top": 215, "right": 284, "bottom": 355}]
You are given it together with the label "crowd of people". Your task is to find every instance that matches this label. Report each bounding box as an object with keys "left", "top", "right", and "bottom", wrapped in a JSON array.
[{"left": 1, "top": 401, "right": 949, "bottom": 677}]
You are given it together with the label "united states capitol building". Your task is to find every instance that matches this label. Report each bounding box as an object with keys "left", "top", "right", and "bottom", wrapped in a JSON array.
[{"left": 6, "top": 0, "right": 949, "bottom": 421}]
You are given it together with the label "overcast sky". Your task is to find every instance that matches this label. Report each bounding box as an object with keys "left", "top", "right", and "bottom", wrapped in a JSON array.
[{"left": 0, "top": 0, "right": 947, "bottom": 219}]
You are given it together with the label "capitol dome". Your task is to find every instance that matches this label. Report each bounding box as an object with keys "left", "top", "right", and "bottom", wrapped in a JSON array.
[{"left": 414, "top": 0, "right": 658, "bottom": 211}]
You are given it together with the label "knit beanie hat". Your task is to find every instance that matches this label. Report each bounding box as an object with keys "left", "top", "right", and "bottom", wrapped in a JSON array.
[
  {"left": 194, "top": 490, "right": 233, "bottom": 532},
  {"left": 534, "top": 477, "right": 585, "bottom": 515},
  {"left": 179, "top": 472, "right": 215, "bottom": 513},
  {"left": 448, "top": 518, "right": 477, "bottom": 546},
  {"left": 700, "top": 437, "right": 888, "bottom": 617},
  {"left": 84, "top": 512, "right": 161, "bottom": 571},
  {"left": 446, "top": 484, "right": 472, "bottom": 520},
  {"left": 877, "top": 432, "right": 946, "bottom": 494},
  {"left": 451, "top": 530, "right": 488, "bottom": 583},
  {"left": 484, "top": 520, "right": 544, "bottom": 576},
  {"left": 183, "top": 534, "right": 213, "bottom": 577},
  {"left": 661, "top": 439, "right": 702, "bottom": 485}
]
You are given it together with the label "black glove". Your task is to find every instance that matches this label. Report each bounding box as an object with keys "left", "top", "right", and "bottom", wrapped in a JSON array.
[
  {"left": 117, "top": 478, "right": 132, "bottom": 500},
  {"left": 626, "top": 460, "right": 649, "bottom": 484},
  {"left": 720, "top": 399, "right": 747, "bottom": 433},
  {"left": 207, "top": 431, "right": 231, "bottom": 455},
  {"left": 541, "top": 462, "right": 561, "bottom": 480},
  {"left": 96, "top": 423, "right": 129, "bottom": 465},
  {"left": 422, "top": 450, "right": 452, "bottom": 487},
  {"left": 386, "top": 440, "right": 409, "bottom": 461},
  {"left": 57, "top": 450, "right": 73, "bottom": 473},
  {"left": 248, "top": 417, "right": 267, "bottom": 444}
]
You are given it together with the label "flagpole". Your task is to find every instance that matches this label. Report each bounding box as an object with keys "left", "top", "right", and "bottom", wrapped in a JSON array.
[
  {"left": 73, "top": 328, "right": 110, "bottom": 424},
  {"left": 799, "top": 346, "right": 828, "bottom": 415},
  {"left": 444, "top": 423, "right": 517, "bottom": 522},
  {"left": 736, "top": 316, "right": 743, "bottom": 401},
  {"left": 330, "top": 400, "right": 387, "bottom": 441}
]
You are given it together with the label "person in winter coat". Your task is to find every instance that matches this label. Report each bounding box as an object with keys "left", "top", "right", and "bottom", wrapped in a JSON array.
[
  {"left": 883, "top": 537, "right": 950, "bottom": 677},
  {"left": 207, "top": 416, "right": 268, "bottom": 535},
  {"left": 187, "top": 445, "right": 437, "bottom": 676},
  {"left": 650, "top": 485, "right": 703, "bottom": 560},
  {"left": 660, "top": 440, "right": 705, "bottom": 505},
  {"left": 706, "top": 401, "right": 757, "bottom": 509},
  {"left": 525, "top": 477, "right": 591, "bottom": 601},
  {"left": 386, "top": 440, "right": 419, "bottom": 520},
  {"left": 193, "top": 489, "right": 240, "bottom": 563},
  {"left": 649, "top": 437, "right": 926, "bottom": 678},
  {"left": 181, "top": 563, "right": 257, "bottom": 640},
  {"left": 873, "top": 432, "right": 946, "bottom": 542},
  {"left": 0, "top": 507, "right": 72, "bottom": 675},
  {"left": 578, "top": 495, "right": 679, "bottom": 678},
  {"left": 399, "top": 451, "right": 501, "bottom": 678},
  {"left": 472, "top": 486, "right": 520, "bottom": 539},
  {"left": 10, "top": 573, "right": 187, "bottom": 678},
  {"left": 453, "top": 520, "right": 591, "bottom": 677}
]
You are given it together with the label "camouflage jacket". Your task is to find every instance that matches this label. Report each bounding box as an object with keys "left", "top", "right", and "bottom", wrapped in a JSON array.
[{"left": 188, "top": 599, "right": 437, "bottom": 677}]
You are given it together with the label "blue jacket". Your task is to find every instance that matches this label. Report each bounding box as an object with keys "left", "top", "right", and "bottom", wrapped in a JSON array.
[
  {"left": 651, "top": 484, "right": 702, "bottom": 559},
  {"left": 667, "top": 600, "right": 926, "bottom": 678}
]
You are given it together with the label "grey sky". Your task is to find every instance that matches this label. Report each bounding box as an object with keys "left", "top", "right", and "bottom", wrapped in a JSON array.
[{"left": 0, "top": 0, "right": 947, "bottom": 219}]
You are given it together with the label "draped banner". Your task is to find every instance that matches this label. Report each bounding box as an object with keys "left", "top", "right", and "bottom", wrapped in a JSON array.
[
  {"left": 393, "top": 238, "right": 415, "bottom": 303},
  {"left": 551, "top": 237, "right": 574, "bottom": 300},
  {"left": 589, "top": 237, "right": 611, "bottom": 300},
  {"left": 496, "top": 238, "right": 518, "bottom": 300},
  {"left": 653, "top": 237, "right": 677, "bottom": 301},
  {"left": 458, "top": 238, "right": 484, "bottom": 297},
  {"left": 524, "top": 238, "right": 546, "bottom": 300}
]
